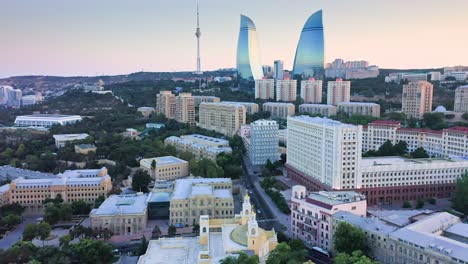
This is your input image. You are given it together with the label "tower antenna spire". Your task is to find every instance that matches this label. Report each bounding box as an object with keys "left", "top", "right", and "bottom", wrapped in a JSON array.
[{"left": 195, "top": 0, "right": 202, "bottom": 75}]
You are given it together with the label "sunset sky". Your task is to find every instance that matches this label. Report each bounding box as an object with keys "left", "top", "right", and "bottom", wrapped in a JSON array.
[{"left": 1, "top": 0, "right": 467, "bottom": 78}]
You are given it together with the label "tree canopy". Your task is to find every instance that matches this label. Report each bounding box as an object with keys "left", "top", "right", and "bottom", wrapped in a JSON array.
[
  {"left": 452, "top": 172, "right": 468, "bottom": 215},
  {"left": 333, "top": 222, "right": 368, "bottom": 255}
]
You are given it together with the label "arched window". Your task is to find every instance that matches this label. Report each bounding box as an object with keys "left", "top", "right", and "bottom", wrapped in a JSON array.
[
  {"left": 251, "top": 228, "right": 256, "bottom": 235},
  {"left": 202, "top": 227, "right": 207, "bottom": 233}
]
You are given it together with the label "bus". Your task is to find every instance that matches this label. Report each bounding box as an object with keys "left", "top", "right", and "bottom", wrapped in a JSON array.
[{"left": 311, "top": 246, "right": 331, "bottom": 258}]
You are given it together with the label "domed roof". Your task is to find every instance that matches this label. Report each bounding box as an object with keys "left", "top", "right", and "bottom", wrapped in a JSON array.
[{"left": 434, "top": 105, "right": 447, "bottom": 112}]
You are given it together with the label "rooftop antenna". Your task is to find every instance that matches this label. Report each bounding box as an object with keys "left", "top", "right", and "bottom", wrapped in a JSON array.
[{"left": 195, "top": 1, "right": 203, "bottom": 89}]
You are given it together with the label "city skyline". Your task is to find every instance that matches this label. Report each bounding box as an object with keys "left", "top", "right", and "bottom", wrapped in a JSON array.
[{"left": 1, "top": 0, "right": 468, "bottom": 78}]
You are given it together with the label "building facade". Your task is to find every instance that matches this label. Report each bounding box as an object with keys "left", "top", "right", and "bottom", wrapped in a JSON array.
[
  {"left": 140, "top": 156, "right": 189, "bottom": 181},
  {"left": 169, "top": 178, "right": 234, "bottom": 226},
  {"left": 276, "top": 79, "right": 297, "bottom": 102},
  {"left": 293, "top": 10, "right": 325, "bottom": 78},
  {"left": 274, "top": 60, "right": 284, "bottom": 80},
  {"left": 290, "top": 186, "right": 367, "bottom": 250},
  {"left": 193, "top": 96, "right": 220, "bottom": 106},
  {"left": 14, "top": 114, "right": 82, "bottom": 128},
  {"left": 53, "top": 133, "right": 90, "bottom": 148},
  {"left": 262, "top": 102, "right": 295, "bottom": 119},
  {"left": 90, "top": 193, "right": 148, "bottom": 235},
  {"left": 255, "top": 79, "right": 275, "bottom": 100},
  {"left": 237, "top": 15, "right": 263, "bottom": 80},
  {"left": 199, "top": 102, "right": 246, "bottom": 137},
  {"left": 401, "top": 81, "right": 433, "bottom": 119},
  {"left": 175, "top": 93, "right": 196, "bottom": 126},
  {"left": 337, "top": 102, "right": 381, "bottom": 117},
  {"left": 241, "top": 120, "right": 280, "bottom": 165},
  {"left": 299, "top": 104, "right": 337, "bottom": 117},
  {"left": 155, "top": 91, "right": 176, "bottom": 119},
  {"left": 221, "top": 101, "right": 259, "bottom": 115},
  {"left": 454, "top": 85, "right": 468, "bottom": 113},
  {"left": 164, "top": 134, "right": 232, "bottom": 161},
  {"left": 327, "top": 78, "right": 351, "bottom": 105},
  {"left": 300, "top": 78, "right": 323, "bottom": 104}
]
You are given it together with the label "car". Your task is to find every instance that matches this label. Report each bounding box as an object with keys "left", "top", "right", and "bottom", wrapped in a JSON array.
[{"left": 257, "top": 210, "right": 261, "bottom": 214}]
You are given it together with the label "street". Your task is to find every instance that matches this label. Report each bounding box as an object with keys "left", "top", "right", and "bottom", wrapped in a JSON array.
[{"left": 0, "top": 216, "right": 36, "bottom": 249}]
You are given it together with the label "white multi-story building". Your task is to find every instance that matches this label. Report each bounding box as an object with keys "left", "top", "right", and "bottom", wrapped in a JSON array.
[
  {"left": 299, "top": 104, "right": 337, "bottom": 117},
  {"left": 337, "top": 102, "right": 381, "bottom": 117},
  {"left": 402, "top": 81, "right": 433, "bottom": 119},
  {"left": 140, "top": 156, "right": 189, "bottom": 181},
  {"left": 255, "top": 79, "right": 275, "bottom": 100},
  {"left": 221, "top": 101, "right": 259, "bottom": 115},
  {"left": 300, "top": 78, "right": 323, "bottom": 104},
  {"left": 199, "top": 102, "right": 246, "bottom": 137},
  {"left": 327, "top": 78, "right": 351, "bottom": 105},
  {"left": 290, "top": 185, "right": 367, "bottom": 250},
  {"left": 193, "top": 96, "right": 220, "bottom": 106},
  {"left": 286, "top": 116, "right": 362, "bottom": 190},
  {"left": 0, "top": 86, "right": 22, "bottom": 108},
  {"left": 263, "top": 102, "right": 295, "bottom": 119},
  {"left": 332, "top": 211, "right": 468, "bottom": 264},
  {"left": 241, "top": 120, "right": 279, "bottom": 165},
  {"left": 430, "top": 71, "right": 442, "bottom": 81},
  {"left": 169, "top": 178, "right": 234, "bottom": 226},
  {"left": 14, "top": 114, "right": 82, "bottom": 128},
  {"left": 90, "top": 193, "right": 148, "bottom": 235},
  {"left": 53, "top": 133, "right": 90, "bottom": 148},
  {"left": 454, "top": 85, "right": 468, "bottom": 113},
  {"left": 276, "top": 79, "right": 297, "bottom": 102},
  {"left": 164, "top": 134, "right": 232, "bottom": 161},
  {"left": 402, "top": 73, "right": 428, "bottom": 82}
]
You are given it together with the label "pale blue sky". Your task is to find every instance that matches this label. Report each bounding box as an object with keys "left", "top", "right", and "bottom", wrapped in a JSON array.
[{"left": 1, "top": 0, "right": 467, "bottom": 77}]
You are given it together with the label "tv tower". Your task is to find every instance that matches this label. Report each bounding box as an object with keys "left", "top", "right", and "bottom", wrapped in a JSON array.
[{"left": 195, "top": 1, "right": 202, "bottom": 74}]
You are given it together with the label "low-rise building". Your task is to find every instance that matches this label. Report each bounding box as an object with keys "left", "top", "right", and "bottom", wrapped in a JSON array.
[
  {"left": 221, "top": 101, "right": 259, "bottom": 115},
  {"left": 337, "top": 102, "right": 381, "bottom": 117},
  {"left": 193, "top": 96, "right": 220, "bottom": 106},
  {"left": 137, "top": 107, "right": 156, "bottom": 118},
  {"left": 0, "top": 184, "right": 9, "bottom": 206},
  {"left": 164, "top": 134, "right": 232, "bottom": 161},
  {"left": 290, "top": 186, "right": 367, "bottom": 250},
  {"left": 53, "top": 133, "right": 90, "bottom": 148},
  {"left": 454, "top": 85, "right": 468, "bottom": 113},
  {"left": 74, "top": 144, "right": 97, "bottom": 155},
  {"left": 90, "top": 193, "right": 148, "bottom": 235},
  {"left": 299, "top": 104, "right": 337, "bottom": 117},
  {"left": 140, "top": 156, "right": 189, "bottom": 181},
  {"left": 169, "top": 178, "right": 234, "bottom": 226},
  {"left": 241, "top": 120, "right": 279, "bottom": 165},
  {"left": 15, "top": 114, "right": 82, "bottom": 128},
  {"left": 8, "top": 167, "right": 112, "bottom": 214},
  {"left": 138, "top": 193, "right": 278, "bottom": 264},
  {"left": 262, "top": 102, "right": 295, "bottom": 119}
]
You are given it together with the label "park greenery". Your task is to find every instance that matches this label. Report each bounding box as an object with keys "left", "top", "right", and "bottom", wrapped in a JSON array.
[
  {"left": 333, "top": 222, "right": 368, "bottom": 255},
  {"left": 0, "top": 203, "right": 24, "bottom": 228},
  {"left": 266, "top": 240, "right": 307, "bottom": 264},
  {"left": 220, "top": 251, "right": 259, "bottom": 264},
  {"left": 334, "top": 250, "right": 379, "bottom": 264},
  {"left": 364, "top": 140, "right": 429, "bottom": 159},
  {"left": 452, "top": 172, "right": 468, "bottom": 216},
  {"left": 260, "top": 176, "right": 290, "bottom": 214}
]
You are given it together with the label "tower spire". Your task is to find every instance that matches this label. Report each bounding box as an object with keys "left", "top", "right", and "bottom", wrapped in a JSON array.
[{"left": 195, "top": 1, "right": 202, "bottom": 75}]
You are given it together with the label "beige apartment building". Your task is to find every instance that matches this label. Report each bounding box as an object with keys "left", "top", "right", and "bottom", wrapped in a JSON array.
[
  {"left": 8, "top": 168, "right": 112, "bottom": 214},
  {"left": 90, "top": 193, "right": 148, "bottom": 236},
  {"left": 140, "top": 156, "right": 189, "bottom": 181},
  {"left": 193, "top": 96, "right": 220, "bottom": 106},
  {"left": 262, "top": 102, "right": 295, "bottom": 119},
  {"left": 175, "top": 93, "right": 196, "bottom": 126},
  {"left": 169, "top": 178, "right": 234, "bottom": 226},
  {"left": 401, "top": 81, "right": 433, "bottom": 119},
  {"left": 164, "top": 134, "right": 232, "bottom": 161},
  {"left": 276, "top": 79, "right": 297, "bottom": 102},
  {"left": 156, "top": 91, "right": 176, "bottom": 119},
  {"left": 327, "top": 78, "right": 351, "bottom": 105},
  {"left": 300, "top": 78, "right": 323, "bottom": 103},
  {"left": 337, "top": 102, "right": 381, "bottom": 117},
  {"left": 255, "top": 79, "right": 275, "bottom": 100},
  {"left": 299, "top": 104, "right": 337, "bottom": 117},
  {"left": 198, "top": 102, "right": 246, "bottom": 137},
  {"left": 454, "top": 85, "right": 468, "bottom": 113},
  {"left": 221, "top": 101, "right": 259, "bottom": 115}
]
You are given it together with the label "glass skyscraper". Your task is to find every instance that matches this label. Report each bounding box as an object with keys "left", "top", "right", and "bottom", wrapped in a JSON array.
[
  {"left": 292, "top": 10, "right": 325, "bottom": 78},
  {"left": 236, "top": 15, "right": 264, "bottom": 80}
]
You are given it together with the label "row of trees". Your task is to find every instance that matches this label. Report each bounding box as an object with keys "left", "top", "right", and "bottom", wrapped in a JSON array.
[
  {"left": 260, "top": 176, "right": 290, "bottom": 214},
  {"left": 364, "top": 140, "right": 429, "bottom": 159}
]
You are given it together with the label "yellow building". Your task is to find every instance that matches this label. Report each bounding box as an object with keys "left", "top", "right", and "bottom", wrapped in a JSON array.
[
  {"left": 139, "top": 156, "right": 189, "bottom": 181},
  {"left": 138, "top": 193, "right": 278, "bottom": 264},
  {"left": 402, "top": 81, "right": 433, "bottom": 119},
  {"left": 199, "top": 102, "right": 246, "bottom": 137}
]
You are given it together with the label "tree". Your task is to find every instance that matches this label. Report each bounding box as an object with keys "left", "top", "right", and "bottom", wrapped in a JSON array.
[
  {"left": 59, "top": 234, "right": 72, "bottom": 247},
  {"left": 377, "top": 140, "right": 396, "bottom": 156},
  {"left": 168, "top": 225, "right": 177, "bottom": 236},
  {"left": 150, "top": 159, "right": 156, "bottom": 178},
  {"left": 452, "top": 172, "right": 468, "bottom": 215},
  {"left": 410, "top": 147, "right": 429, "bottom": 158},
  {"left": 333, "top": 222, "right": 368, "bottom": 255},
  {"left": 265, "top": 159, "right": 276, "bottom": 172},
  {"left": 23, "top": 224, "right": 37, "bottom": 241},
  {"left": 71, "top": 200, "right": 91, "bottom": 215},
  {"left": 394, "top": 141, "right": 408, "bottom": 155},
  {"left": 403, "top": 201, "right": 412, "bottom": 208},
  {"left": 462, "top": 112, "right": 468, "bottom": 121},
  {"left": 266, "top": 242, "right": 306, "bottom": 264},
  {"left": 422, "top": 112, "right": 447, "bottom": 130},
  {"left": 416, "top": 199, "right": 424, "bottom": 209},
  {"left": 152, "top": 225, "right": 161, "bottom": 239},
  {"left": 192, "top": 224, "right": 200, "bottom": 234},
  {"left": 220, "top": 251, "right": 259, "bottom": 264},
  {"left": 132, "top": 169, "right": 151, "bottom": 193},
  {"left": 1, "top": 214, "right": 21, "bottom": 226},
  {"left": 36, "top": 222, "right": 52, "bottom": 245},
  {"left": 94, "top": 195, "right": 106, "bottom": 208},
  {"left": 334, "top": 250, "right": 378, "bottom": 264},
  {"left": 0, "top": 241, "right": 37, "bottom": 263},
  {"left": 69, "top": 225, "right": 94, "bottom": 240},
  {"left": 136, "top": 236, "right": 148, "bottom": 256},
  {"left": 69, "top": 239, "right": 114, "bottom": 264}
]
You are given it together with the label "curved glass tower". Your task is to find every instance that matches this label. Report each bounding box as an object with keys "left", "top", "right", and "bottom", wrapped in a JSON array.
[
  {"left": 237, "top": 15, "right": 264, "bottom": 80},
  {"left": 292, "top": 10, "right": 325, "bottom": 78}
]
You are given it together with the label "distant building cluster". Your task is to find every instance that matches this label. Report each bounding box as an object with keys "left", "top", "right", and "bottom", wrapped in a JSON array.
[
  {"left": 0, "top": 86, "right": 42, "bottom": 108},
  {"left": 164, "top": 134, "right": 232, "bottom": 161},
  {"left": 385, "top": 66, "right": 468, "bottom": 83},
  {"left": 325, "top": 59, "right": 379, "bottom": 79}
]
